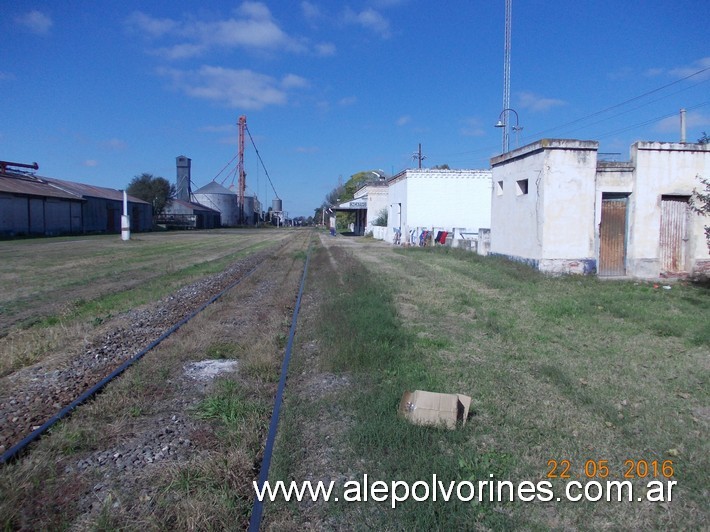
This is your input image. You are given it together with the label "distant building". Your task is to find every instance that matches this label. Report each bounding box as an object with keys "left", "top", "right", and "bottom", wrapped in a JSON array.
[
  {"left": 192, "top": 181, "right": 239, "bottom": 226},
  {"left": 155, "top": 198, "right": 220, "bottom": 230},
  {"left": 0, "top": 162, "right": 152, "bottom": 237},
  {"left": 332, "top": 180, "right": 382, "bottom": 235},
  {"left": 490, "top": 139, "right": 710, "bottom": 278},
  {"left": 164, "top": 156, "right": 260, "bottom": 227}
]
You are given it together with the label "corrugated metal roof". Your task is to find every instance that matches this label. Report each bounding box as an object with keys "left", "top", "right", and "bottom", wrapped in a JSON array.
[
  {"left": 0, "top": 171, "right": 151, "bottom": 205},
  {"left": 44, "top": 176, "right": 150, "bottom": 204},
  {"left": 169, "top": 198, "right": 220, "bottom": 213},
  {"left": 0, "top": 172, "right": 83, "bottom": 200},
  {"left": 193, "top": 181, "right": 235, "bottom": 195}
]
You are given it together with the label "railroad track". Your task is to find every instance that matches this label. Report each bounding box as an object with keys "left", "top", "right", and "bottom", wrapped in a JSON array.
[{"left": 0, "top": 232, "right": 311, "bottom": 465}]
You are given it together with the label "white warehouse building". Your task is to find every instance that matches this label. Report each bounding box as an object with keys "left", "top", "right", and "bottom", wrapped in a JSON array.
[{"left": 384, "top": 168, "right": 492, "bottom": 247}]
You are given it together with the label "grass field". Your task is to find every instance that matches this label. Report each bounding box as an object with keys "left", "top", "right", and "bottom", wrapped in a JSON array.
[
  {"left": 0, "top": 229, "right": 288, "bottom": 376},
  {"left": 0, "top": 228, "right": 306, "bottom": 529},
  {"left": 0, "top": 231, "right": 708, "bottom": 529},
  {"left": 269, "top": 237, "right": 709, "bottom": 530}
]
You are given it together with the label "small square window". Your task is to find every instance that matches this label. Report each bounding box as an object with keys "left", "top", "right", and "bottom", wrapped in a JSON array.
[
  {"left": 516, "top": 179, "right": 528, "bottom": 196},
  {"left": 495, "top": 181, "right": 504, "bottom": 196}
]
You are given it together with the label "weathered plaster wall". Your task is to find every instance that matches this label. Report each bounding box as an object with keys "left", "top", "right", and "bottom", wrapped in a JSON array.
[
  {"left": 490, "top": 145, "right": 547, "bottom": 260},
  {"left": 490, "top": 140, "right": 598, "bottom": 272},
  {"left": 540, "top": 146, "right": 598, "bottom": 261},
  {"left": 627, "top": 142, "right": 710, "bottom": 277}
]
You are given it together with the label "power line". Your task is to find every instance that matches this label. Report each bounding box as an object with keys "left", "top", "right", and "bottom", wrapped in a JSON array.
[
  {"left": 594, "top": 100, "right": 710, "bottom": 140},
  {"left": 244, "top": 124, "right": 279, "bottom": 200},
  {"left": 434, "top": 64, "right": 710, "bottom": 163},
  {"left": 212, "top": 153, "right": 239, "bottom": 185},
  {"left": 525, "top": 65, "right": 710, "bottom": 140}
]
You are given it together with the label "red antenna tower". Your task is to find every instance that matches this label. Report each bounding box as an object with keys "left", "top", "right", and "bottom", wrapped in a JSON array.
[{"left": 237, "top": 115, "right": 247, "bottom": 224}]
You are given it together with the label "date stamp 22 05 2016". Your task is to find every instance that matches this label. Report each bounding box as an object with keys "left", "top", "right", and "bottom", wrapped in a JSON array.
[{"left": 547, "top": 459, "right": 674, "bottom": 480}]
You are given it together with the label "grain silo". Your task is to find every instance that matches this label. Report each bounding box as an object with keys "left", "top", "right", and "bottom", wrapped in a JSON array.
[
  {"left": 192, "top": 181, "right": 239, "bottom": 226},
  {"left": 176, "top": 156, "right": 192, "bottom": 201}
]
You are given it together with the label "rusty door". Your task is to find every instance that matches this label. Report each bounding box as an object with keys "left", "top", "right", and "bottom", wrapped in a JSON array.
[
  {"left": 660, "top": 196, "right": 689, "bottom": 274},
  {"left": 599, "top": 195, "right": 628, "bottom": 276}
]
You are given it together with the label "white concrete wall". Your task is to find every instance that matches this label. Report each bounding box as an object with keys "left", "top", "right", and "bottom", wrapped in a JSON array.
[
  {"left": 540, "top": 146, "right": 598, "bottom": 261},
  {"left": 490, "top": 146, "right": 547, "bottom": 260},
  {"left": 386, "top": 174, "right": 407, "bottom": 243},
  {"left": 626, "top": 142, "right": 710, "bottom": 277},
  {"left": 490, "top": 140, "right": 599, "bottom": 273},
  {"left": 385, "top": 169, "right": 491, "bottom": 244},
  {"left": 356, "top": 184, "right": 389, "bottom": 234}
]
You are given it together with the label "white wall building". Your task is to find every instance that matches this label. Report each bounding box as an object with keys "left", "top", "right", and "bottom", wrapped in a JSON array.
[
  {"left": 490, "top": 139, "right": 710, "bottom": 278},
  {"left": 385, "top": 168, "right": 492, "bottom": 246}
]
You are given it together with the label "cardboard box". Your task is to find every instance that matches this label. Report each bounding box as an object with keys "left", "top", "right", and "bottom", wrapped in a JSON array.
[{"left": 398, "top": 390, "right": 472, "bottom": 429}]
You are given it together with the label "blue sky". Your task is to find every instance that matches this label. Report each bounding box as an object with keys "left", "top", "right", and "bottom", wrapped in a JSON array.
[{"left": 2, "top": 1, "right": 709, "bottom": 217}]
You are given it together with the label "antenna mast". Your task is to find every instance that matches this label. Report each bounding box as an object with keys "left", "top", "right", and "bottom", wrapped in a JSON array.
[
  {"left": 238, "top": 115, "right": 246, "bottom": 224},
  {"left": 502, "top": 0, "right": 512, "bottom": 152}
]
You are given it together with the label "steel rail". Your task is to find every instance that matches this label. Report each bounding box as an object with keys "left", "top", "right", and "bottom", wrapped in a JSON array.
[
  {"left": 248, "top": 237, "right": 313, "bottom": 531},
  {"left": 1, "top": 256, "right": 269, "bottom": 465}
]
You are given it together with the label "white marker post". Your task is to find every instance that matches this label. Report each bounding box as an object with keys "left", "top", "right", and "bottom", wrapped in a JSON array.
[{"left": 121, "top": 190, "right": 131, "bottom": 241}]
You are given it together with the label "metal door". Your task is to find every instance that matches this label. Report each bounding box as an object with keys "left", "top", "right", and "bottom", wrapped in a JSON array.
[
  {"left": 599, "top": 196, "right": 628, "bottom": 276},
  {"left": 660, "top": 196, "right": 689, "bottom": 274}
]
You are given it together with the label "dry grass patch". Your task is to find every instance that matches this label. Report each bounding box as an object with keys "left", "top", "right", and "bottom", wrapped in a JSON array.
[
  {"left": 0, "top": 231, "right": 312, "bottom": 529},
  {"left": 269, "top": 240, "right": 708, "bottom": 530}
]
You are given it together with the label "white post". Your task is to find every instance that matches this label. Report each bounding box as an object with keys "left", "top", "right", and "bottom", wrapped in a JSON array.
[
  {"left": 680, "top": 108, "right": 687, "bottom": 143},
  {"left": 121, "top": 190, "right": 131, "bottom": 241}
]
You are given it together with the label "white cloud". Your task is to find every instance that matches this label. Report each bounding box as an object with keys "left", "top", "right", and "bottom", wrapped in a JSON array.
[
  {"left": 295, "top": 146, "right": 319, "bottom": 153},
  {"left": 654, "top": 111, "right": 710, "bottom": 133},
  {"left": 315, "top": 42, "right": 336, "bottom": 56},
  {"left": 126, "top": 11, "right": 177, "bottom": 38},
  {"left": 339, "top": 96, "right": 357, "bottom": 106},
  {"left": 83, "top": 159, "right": 98, "bottom": 167},
  {"left": 644, "top": 67, "right": 665, "bottom": 77},
  {"left": 343, "top": 7, "right": 390, "bottom": 37},
  {"left": 218, "top": 135, "right": 239, "bottom": 145},
  {"left": 199, "top": 124, "right": 235, "bottom": 133},
  {"left": 128, "top": 3, "right": 313, "bottom": 59},
  {"left": 301, "top": 1, "right": 321, "bottom": 22},
  {"left": 15, "top": 10, "right": 53, "bottom": 35},
  {"left": 668, "top": 57, "right": 710, "bottom": 80},
  {"left": 518, "top": 91, "right": 566, "bottom": 113},
  {"left": 238, "top": 1, "right": 272, "bottom": 20},
  {"left": 396, "top": 115, "right": 411, "bottom": 126},
  {"left": 281, "top": 74, "right": 310, "bottom": 89},
  {"left": 102, "top": 138, "right": 127, "bottom": 151},
  {"left": 158, "top": 65, "right": 308, "bottom": 109},
  {"left": 372, "top": 0, "right": 408, "bottom": 7},
  {"left": 460, "top": 117, "right": 485, "bottom": 137},
  {"left": 152, "top": 43, "right": 207, "bottom": 61},
  {"left": 0, "top": 71, "right": 16, "bottom": 81},
  {"left": 644, "top": 57, "right": 710, "bottom": 81}
]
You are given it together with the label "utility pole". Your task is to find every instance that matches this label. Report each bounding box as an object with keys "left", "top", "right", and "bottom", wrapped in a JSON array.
[{"left": 412, "top": 143, "right": 426, "bottom": 168}]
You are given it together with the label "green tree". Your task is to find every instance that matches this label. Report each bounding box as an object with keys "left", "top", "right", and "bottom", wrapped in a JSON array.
[
  {"left": 126, "top": 173, "right": 175, "bottom": 215},
  {"left": 689, "top": 133, "right": 710, "bottom": 251},
  {"left": 690, "top": 174, "right": 710, "bottom": 252},
  {"left": 373, "top": 208, "right": 388, "bottom": 226}
]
